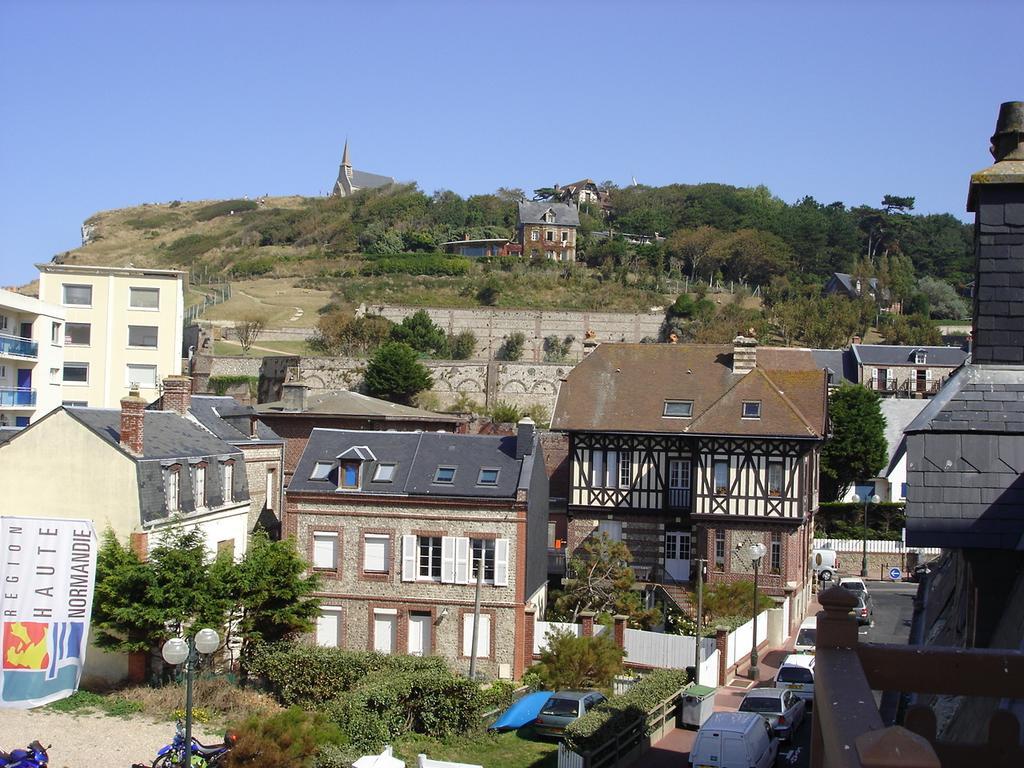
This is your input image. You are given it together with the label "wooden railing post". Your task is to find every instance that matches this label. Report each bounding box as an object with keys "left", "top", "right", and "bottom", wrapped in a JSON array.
[
  {"left": 816, "top": 585, "right": 859, "bottom": 650},
  {"left": 856, "top": 726, "right": 940, "bottom": 768}
]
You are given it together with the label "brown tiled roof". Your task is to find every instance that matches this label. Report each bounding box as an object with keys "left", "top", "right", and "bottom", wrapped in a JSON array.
[{"left": 551, "top": 343, "right": 826, "bottom": 438}]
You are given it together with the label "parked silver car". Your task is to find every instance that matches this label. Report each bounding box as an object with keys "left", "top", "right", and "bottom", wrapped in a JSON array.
[
  {"left": 533, "top": 690, "right": 606, "bottom": 738},
  {"left": 737, "top": 687, "right": 807, "bottom": 741}
]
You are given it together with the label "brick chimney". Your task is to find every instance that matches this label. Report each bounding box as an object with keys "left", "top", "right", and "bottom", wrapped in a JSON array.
[
  {"left": 516, "top": 417, "right": 535, "bottom": 459},
  {"left": 161, "top": 375, "right": 192, "bottom": 415},
  {"left": 732, "top": 334, "right": 757, "bottom": 375},
  {"left": 120, "top": 387, "right": 146, "bottom": 456},
  {"left": 968, "top": 101, "right": 1024, "bottom": 365}
]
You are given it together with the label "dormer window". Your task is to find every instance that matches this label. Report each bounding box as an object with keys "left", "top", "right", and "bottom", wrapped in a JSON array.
[
  {"left": 434, "top": 466, "right": 456, "bottom": 484},
  {"left": 194, "top": 463, "right": 207, "bottom": 508},
  {"left": 310, "top": 461, "right": 333, "bottom": 481},
  {"left": 914, "top": 350, "right": 927, "bottom": 365},
  {"left": 339, "top": 461, "right": 361, "bottom": 490},
  {"left": 742, "top": 401, "right": 761, "bottom": 419},
  {"left": 373, "top": 463, "right": 396, "bottom": 482},
  {"left": 477, "top": 468, "right": 500, "bottom": 486},
  {"left": 223, "top": 460, "right": 234, "bottom": 503},
  {"left": 165, "top": 465, "right": 181, "bottom": 512},
  {"left": 663, "top": 400, "right": 693, "bottom": 418},
  {"left": 544, "top": 210, "right": 555, "bottom": 223}
]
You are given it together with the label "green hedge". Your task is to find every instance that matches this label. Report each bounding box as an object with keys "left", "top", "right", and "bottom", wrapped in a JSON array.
[
  {"left": 194, "top": 199, "right": 259, "bottom": 221},
  {"left": 817, "top": 501, "right": 905, "bottom": 540},
  {"left": 209, "top": 375, "right": 259, "bottom": 397},
  {"left": 359, "top": 253, "right": 470, "bottom": 276},
  {"left": 564, "top": 669, "right": 688, "bottom": 754}
]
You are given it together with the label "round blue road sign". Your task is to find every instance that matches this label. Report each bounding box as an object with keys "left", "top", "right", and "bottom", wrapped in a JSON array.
[{"left": 889, "top": 567, "right": 902, "bottom": 581}]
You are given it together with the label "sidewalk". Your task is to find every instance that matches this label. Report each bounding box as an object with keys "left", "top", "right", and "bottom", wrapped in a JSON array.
[{"left": 627, "top": 595, "right": 821, "bottom": 768}]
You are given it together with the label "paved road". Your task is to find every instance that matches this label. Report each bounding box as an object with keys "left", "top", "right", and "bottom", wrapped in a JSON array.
[{"left": 860, "top": 580, "right": 917, "bottom": 644}]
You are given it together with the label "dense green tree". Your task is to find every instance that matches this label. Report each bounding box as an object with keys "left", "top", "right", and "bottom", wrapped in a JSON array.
[
  {"left": 364, "top": 342, "right": 432, "bottom": 404},
  {"left": 530, "top": 628, "right": 625, "bottom": 690},
  {"left": 497, "top": 331, "right": 526, "bottom": 361},
  {"left": 665, "top": 226, "right": 724, "bottom": 279},
  {"left": 446, "top": 330, "right": 477, "bottom": 360},
  {"left": 312, "top": 311, "right": 393, "bottom": 356},
  {"left": 917, "top": 276, "right": 969, "bottom": 319},
  {"left": 879, "top": 313, "right": 943, "bottom": 345},
  {"left": 92, "top": 530, "right": 164, "bottom": 654},
  {"left": 708, "top": 228, "right": 795, "bottom": 284},
  {"left": 389, "top": 309, "right": 448, "bottom": 356},
  {"left": 821, "top": 384, "right": 888, "bottom": 501},
  {"left": 699, "top": 580, "right": 775, "bottom": 624}
]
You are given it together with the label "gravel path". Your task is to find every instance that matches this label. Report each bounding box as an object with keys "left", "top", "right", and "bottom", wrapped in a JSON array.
[{"left": 0, "top": 708, "right": 221, "bottom": 768}]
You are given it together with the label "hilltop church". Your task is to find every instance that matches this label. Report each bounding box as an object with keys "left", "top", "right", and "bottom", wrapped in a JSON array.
[{"left": 331, "top": 140, "right": 396, "bottom": 197}]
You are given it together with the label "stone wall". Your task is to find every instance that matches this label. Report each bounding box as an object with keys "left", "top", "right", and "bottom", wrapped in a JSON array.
[{"left": 358, "top": 303, "right": 666, "bottom": 361}]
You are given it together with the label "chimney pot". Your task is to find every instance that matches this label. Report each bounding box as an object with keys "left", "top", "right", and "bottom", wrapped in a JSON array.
[
  {"left": 120, "top": 387, "right": 146, "bottom": 456},
  {"left": 732, "top": 334, "right": 757, "bottom": 375}
]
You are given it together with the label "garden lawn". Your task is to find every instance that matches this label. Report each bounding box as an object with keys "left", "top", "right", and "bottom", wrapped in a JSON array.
[{"left": 392, "top": 728, "right": 557, "bottom": 768}]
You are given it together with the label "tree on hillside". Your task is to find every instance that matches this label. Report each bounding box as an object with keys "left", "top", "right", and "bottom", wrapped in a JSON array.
[
  {"left": 879, "top": 313, "right": 942, "bottom": 345},
  {"left": 665, "top": 226, "right": 724, "bottom": 280},
  {"left": 917, "top": 276, "right": 969, "bottom": 320},
  {"left": 312, "top": 311, "right": 394, "bottom": 356},
  {"left": 364, "top": 342, "right": 432, "bottom": 405},
  {"left": 390, "top": 309, "right": 448, "bottom": 356},
  {"left": 821, "top": 384, "right": 887, "bottom": 501},
  {"left": 708, "top": 229, "right": 795, "bottom": 284},
  {"left": 234, "top": 313, "right": 269, "bottom": 353},
  {"left": 555, "top": 534, "right": 660, "bottom": 628}
]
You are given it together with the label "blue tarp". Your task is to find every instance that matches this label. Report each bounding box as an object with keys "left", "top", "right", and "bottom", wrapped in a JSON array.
[{"left": 488, "top": 691, "right": 553, "bottom": 732}]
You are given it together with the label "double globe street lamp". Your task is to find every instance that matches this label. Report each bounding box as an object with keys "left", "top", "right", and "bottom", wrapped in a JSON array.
[
  {"left": 748, "top": 542, "right": 767, "bottom": 681},
  {"left": 851, "top": 492, "right": 881, "bottom": 578},
  {"left": 162, "top": 628, "right": 221, "bottom": 768}
]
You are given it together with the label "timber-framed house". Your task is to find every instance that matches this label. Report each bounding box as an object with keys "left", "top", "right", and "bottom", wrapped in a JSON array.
[{"left": 551, "top": 336, "right": 828, "bottom": 626}]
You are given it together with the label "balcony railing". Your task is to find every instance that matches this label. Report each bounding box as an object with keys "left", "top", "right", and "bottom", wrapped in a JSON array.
[
  {"left": 869, "top": 379, "right": 899, "bottom": 394},
  {"left": 812, "top": 587, "right": 1024, "bottom": 768},
  {"left": 0, "top": 333, "right": 38, "bottom": 359},
  {"left": 0, "top": 388, "right": 36, "bottom": 407},
  {"left": 547, "top": 548, "right": 566, "bottom": 575},
  {"left": 667, "top": 487, "right": 691, "bottom": 509}
]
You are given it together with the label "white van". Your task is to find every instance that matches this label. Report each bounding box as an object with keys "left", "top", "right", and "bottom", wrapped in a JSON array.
[
  {"left": 689, "top": 711, "right": 778, "bottom": 768},
  {"left": 794, "top": 617, "right": 816, "bottom": 654},
  {"left": 813, "top": 547, "right": 839, "bottom": 582}
]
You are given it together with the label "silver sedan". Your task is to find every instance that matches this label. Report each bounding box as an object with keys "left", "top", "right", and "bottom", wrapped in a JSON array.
[{"left": 738, "top": 687, "right": 807, "bottom": 741}]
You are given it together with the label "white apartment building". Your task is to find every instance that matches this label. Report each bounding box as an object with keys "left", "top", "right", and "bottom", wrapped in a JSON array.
[
  {"left": 36, "top": 264, "right": 185, "bottom": 407},
  {"left": 0, "top": 289, "right": 66, "bottom": 425}
]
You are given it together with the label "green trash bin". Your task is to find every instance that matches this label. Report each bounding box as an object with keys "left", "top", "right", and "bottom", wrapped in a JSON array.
[{"left": 681, "top": 684, "right": 717, "bottom": 728}]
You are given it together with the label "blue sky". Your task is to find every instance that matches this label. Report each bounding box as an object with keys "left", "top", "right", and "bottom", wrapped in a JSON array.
[{"left": 1, "top": 0, "right": 1020, "bottom": 288}]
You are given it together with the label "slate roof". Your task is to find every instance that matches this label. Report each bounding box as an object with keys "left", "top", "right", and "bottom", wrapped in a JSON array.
[
  {"left": 879, "top": 399, "right": 929, "bottom": 474},
  {"left": 551, "top": 343, "right": 827, "bottom": 438},
  {"left": 905, "top": 365, "right": 1024, "bottom": 434},
  {"left": 810, "top": 349, "right": 857, "bottom": 385},
  {"left": 257, "top": 389, "right": 462, "bottom": 424},
  {"left": 852, "top": 344, "right": 969, "bottom": 368},
  {"left": 289, "top": 428, "right": 530, "bottom": 500},
  {"left": 517, "top": 201, "right": 580, "bottom": 227},
  {"left": 186, "top": 395, "right": 282, "bottom": 444},
  {"left": 827, "top": 272, "right": 885, "bottom": 296},
  {"left": 349, "top": 169, "right": 396, "bottom": 190},
  {"left": 67, "top": 407, "right": 243, "bottom": 461}
]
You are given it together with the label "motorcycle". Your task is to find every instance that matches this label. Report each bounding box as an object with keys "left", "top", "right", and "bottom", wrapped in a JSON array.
[
  {"left": 0, "top": 741, "right": 49, "bottom": 768},
  {"left": 133, "top": 721, "right": 236, "bottom": 768}
]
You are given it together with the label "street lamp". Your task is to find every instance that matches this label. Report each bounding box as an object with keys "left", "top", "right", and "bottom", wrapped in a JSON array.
[
  {"left": 851, "top": 492, "right": 880, "bottom": 578},
  {"left": 162, "top": 628, "right": 220, "bottom": 768},
  {"left": 748, "top": 542, "right": 767, "bottom": 681}
]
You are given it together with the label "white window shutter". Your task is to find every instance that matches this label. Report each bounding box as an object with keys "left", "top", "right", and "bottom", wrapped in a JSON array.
[
  {"left": 441, "top": 536, "right": 457, "bottom": 584},
  {"left": 401, "top": 535, "right": 417, "bottom": 582},
  {"left": 463, "top": 613, "right": 492, "bottom": 658},
  {"left": 494, "top": 538, "right": 510, "bottom": 587},
  {"left": 926, "top": 368, "right": 933, "bottom": 381},
  {"left": 455, "top": 537, "right": 470, "bottom": 584}
]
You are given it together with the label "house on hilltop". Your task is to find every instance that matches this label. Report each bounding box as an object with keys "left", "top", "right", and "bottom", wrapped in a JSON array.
[
  {"left": 823, "top": 272, "right": 900, "bottom": 312},
  {"left": 550, "top": 336, "right": 827, "bottom": 633},
  {"left": 517, "top": 201, "right": 579, "bottom": 262},
  {"left": 331, "top": 140, "right": 397, "bottom": 197}
]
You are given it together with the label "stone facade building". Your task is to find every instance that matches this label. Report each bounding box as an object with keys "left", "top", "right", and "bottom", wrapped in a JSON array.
[
  {"left": 517, "top": 201, "right": 579, "bottom": 262},
  {"left": 284, "top": 421, "right": 548, "bottom": 679}
]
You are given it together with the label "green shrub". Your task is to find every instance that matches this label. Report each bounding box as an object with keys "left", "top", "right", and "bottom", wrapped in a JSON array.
[
  {"left": 232, "top": 255, "right": 277, "bottom": 277},
  {"left": 165, "top": 233, "right": 221, "bottom": 264},
  {"left": 209, "top": 376, "right": 259, "bottom": 397},
  {"left": 195, "top": 199, "right": 259, "bottom": 221},
  {"left": 489, "top": 401, "right": 522, "bottom": 424},
  {"left": 447, "top": 330, "right": 477, "bottom": 360},
  {"left": 564, "top": 669, "right": 688, "bottom": 755},
  {"left": 497, "top": 332, "right": 526, "bottom": 361},
  {"left": 225, "top": 706, "right": 347, "bottom": 768},
  {"left": 530, "top": 628, "right": 625, "bottom": 691},
  {"left": 480, "top": 680, "right": 519, "bottom": 713},
  {"left": 360, "top": 253, "right": 470, "bottom": 277}
]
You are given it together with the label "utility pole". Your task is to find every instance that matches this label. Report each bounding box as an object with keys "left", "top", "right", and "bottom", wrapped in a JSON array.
[
  {"left": 468, "top": 551, "right": 484, "bottom": 680},
  {"left": 694, "top": 557, "right": 706, "bottom": 685}
]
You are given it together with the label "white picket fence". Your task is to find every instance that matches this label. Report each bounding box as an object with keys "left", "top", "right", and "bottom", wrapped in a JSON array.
[
  {"left": 534, "top": 620, "right": 581, "bottom": 654},
  {"left": 725, "top": 609, "right": 769, "bottom": 669},
  {"left": 814, "top": 537, "right": 940, "bottom": 555},
  {"left": 623, "top": 628, "right": 716, "bottom": 671}
]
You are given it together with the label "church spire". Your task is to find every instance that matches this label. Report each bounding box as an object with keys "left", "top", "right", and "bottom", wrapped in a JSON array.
[{"left": 341, "top": 138, "right": 350, "bottom": 168}]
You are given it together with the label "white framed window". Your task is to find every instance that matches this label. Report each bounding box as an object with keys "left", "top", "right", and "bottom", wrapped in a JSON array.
[
  {"left": 65, "top": 323, "right": 91, "bottom": 346},
  {"left": 373, "top": 609, "right": 397, "bottom": 654},
  {"left": 433, "top": 466, "right": 456, "bottom": 484},
  {"left": 0, "top": 315, "right": 7, "bottom": 331},
  {"left": 714, "top": 528, "right": 726, "bottom": 569},
  {"left": 127, "top": 325, "right": 159, "bottom": 348},
  {"left": 618, "top": 453, "right": 631, "bottom": 487},
  {"left": 714, "top": 460, "right": 730, "bottom": 495},
  {"left": 417, "top": 536, "right": 442, "bottom": 580},
  {"left": 165, "top": 467, "right": 181, "bottom": 512},
  {"left": 62, "top": 284, "right": 92, "bottom": 306},
  {"left": 316, "top": 609, "right": 342, "bottom": 647},
  {"left": 363, "top": 534, "right": 390, "bottom": 573},
  {"left": 470, "top": 538, "right": 495, "bottom": 583},
  {"left": 373, "top": 463, "right": 396, "bottom": 482},
  {"left": 312, "top": 532, "right": 338, "bottom": 570},
  {"left": 590, "top": 449, "right": 629, "bottom": 488},
  {"left": 477, "top": 468, "right": 500, "bottom": 486},
  {"left": 530, "top": 229, "right": 539, "bottom": 241},
  {"left": 770, "top": 532, "right": 782, "bottom": 574},
  {"left": 126, "top": 364, "right": 158, "bottom": 389},
  {"left": 63, "top": 362, "right": 88, "bottom": 384},
  {"left": 401, "top": 535, "right": 508, "bottom": 586},
  {"left": 742, "top": 401, "right": 761, "bottom": 419},
  {"left": 194, "top": 465, "right": 206, "bottom": 508},
  {"left": 223, "top": 461, "right": 234, "bottom": 503},
  {"left": 310, "top": 461, "right": 333, "bottom": 480},
  {"left": 561, "top": 230, "right": 569, "bottom": 242},
  {"left": 338, "top": 460, "right": 361, "bottom": 489},
  {"left": 914, "top": 350, "right": 927, "bottom": 364},
  {"left": 129, "top": 287, "right": 160, "bottom": 310},
  {"left": 462, "top": 613, "right": 491, "bottom": 658},
  {"left": 768, "top": 461, "right": 784, "bottom": 497},
  {"left": 51, "top": 322, "right": 61, "bottom": 345},
  {"left": 663, "top": 400, "right": 693, "bottom": 418}
]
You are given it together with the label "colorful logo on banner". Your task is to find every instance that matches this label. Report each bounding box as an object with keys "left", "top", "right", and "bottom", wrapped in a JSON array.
[{"left": 0, "top": 518, "right": 97, "bottom": 709}]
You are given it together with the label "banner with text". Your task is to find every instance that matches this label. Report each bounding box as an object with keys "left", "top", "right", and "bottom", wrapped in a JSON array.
[{"left": 1, "top": 517, "right": 97, "bottom": 709}]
